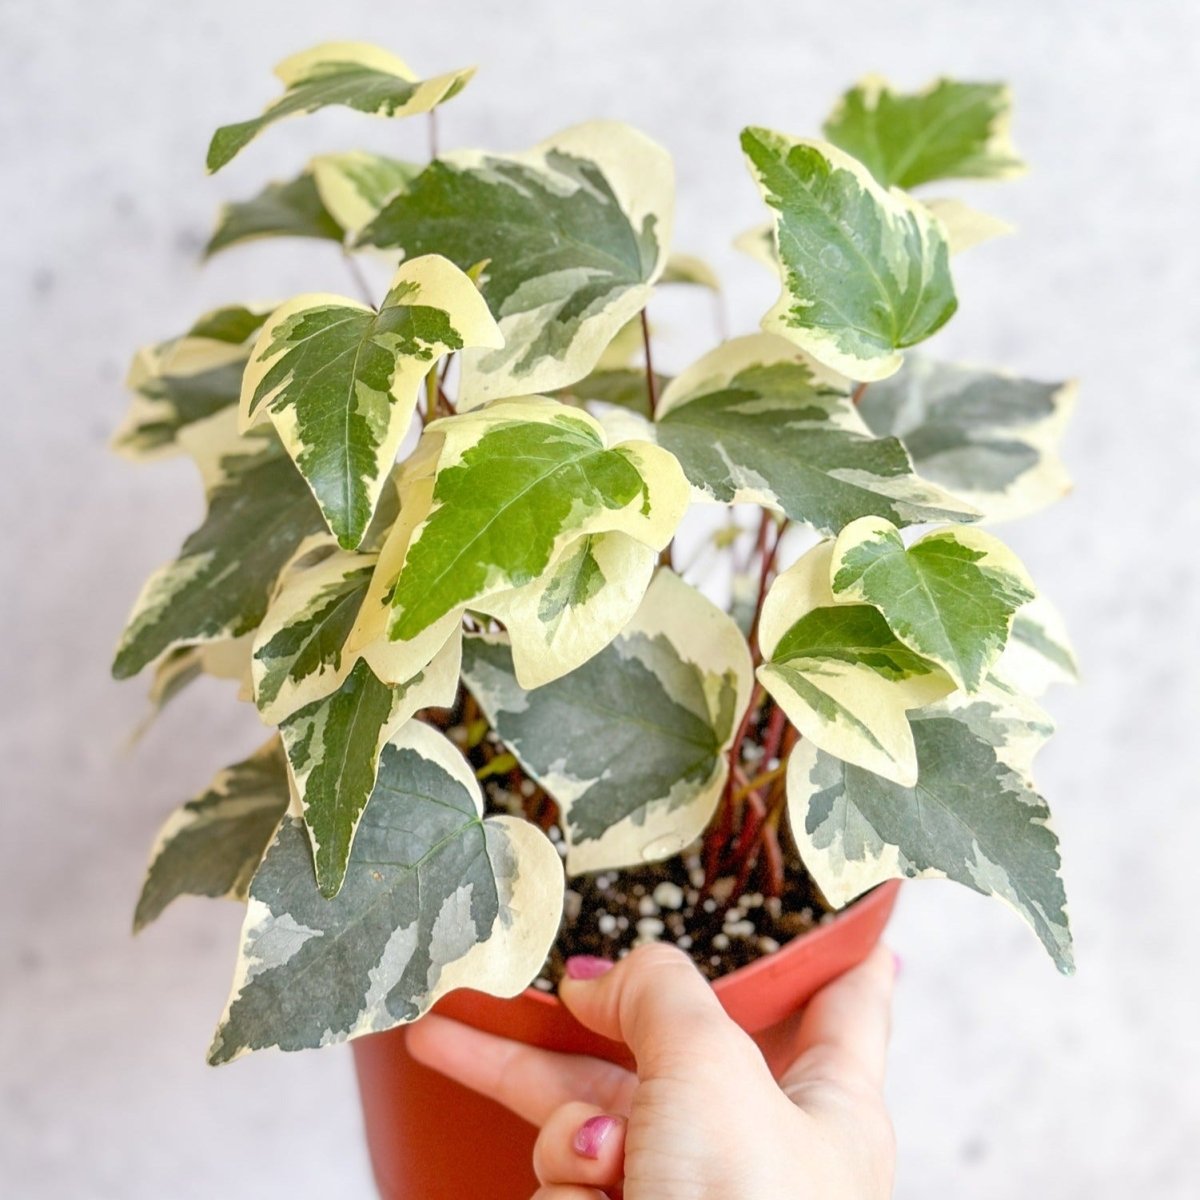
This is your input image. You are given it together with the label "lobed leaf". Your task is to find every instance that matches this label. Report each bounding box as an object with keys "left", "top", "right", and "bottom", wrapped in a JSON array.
[
  {"left": 740, "top": 129, "right": 957, "bottom": 380},
  {"left": 823, "top": 76, "right": 1025, "bottom": 190},
  {"left": 207, "top": 42, "right": 473, "bottom": 172},
  {"left": 205, "top": 171, "right": 343, "bottom": 258},
  {"left": 359, "top": 121, "right": 674, "bottom": 404},
  {"left": 208, "top": 722, "right": 563, "bottom": 1062},
  {"left": 655, "top": 335, "right": 978, "bottom": 532},
  {"left": 462, "top": 569, "right": 754, "bottom": 874},
  {"left": 311, "top": 151, "right": 420, "bottom": 236},
  {"left": 992, "top": 595, "right": 1079, "bottom": 697}
]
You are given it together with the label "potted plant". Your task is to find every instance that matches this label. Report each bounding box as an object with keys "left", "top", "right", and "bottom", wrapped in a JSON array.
[{"left": 116, "top": 43, "right": 1077, "bottom": 1198}]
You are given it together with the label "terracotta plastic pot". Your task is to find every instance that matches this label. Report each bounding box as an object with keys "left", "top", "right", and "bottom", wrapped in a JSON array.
[{"left": 353, "top": 880, "right": 900, "bottom": 1199}]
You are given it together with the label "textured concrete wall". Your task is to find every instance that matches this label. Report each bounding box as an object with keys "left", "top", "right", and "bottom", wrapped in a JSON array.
[{"left": 4, "top": 1, "right": 1198, "bottom": 1194}]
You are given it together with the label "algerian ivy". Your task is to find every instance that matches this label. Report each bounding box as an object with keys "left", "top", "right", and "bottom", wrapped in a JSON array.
[{"left": 117, "top": 45, "right": 1079, "bottom": 1062}]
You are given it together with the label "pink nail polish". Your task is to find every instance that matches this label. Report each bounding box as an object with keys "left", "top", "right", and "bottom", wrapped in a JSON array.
[
  {"left": 565, "top": 955, "right": 614, "bottom": 981},
  {"left": 573, "top": 1115, "right": 619, "bottom": 1159}
]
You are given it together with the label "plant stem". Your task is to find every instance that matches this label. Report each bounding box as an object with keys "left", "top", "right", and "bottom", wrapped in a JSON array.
[
  {"left": 851, "top": 382, "right": 867, "bottom": 406},
  {"left": 639, "top": 309, "right": 660, "bottom": 418},
  {"left": 747, "top": 517, "right": 788, "bottom": 661},
  {"left": 429, "top": 109, "right": 440, "bottom": 159},
  {"left": 341, "top": 249, "right": 375, "bottom": 308},
  {"left": 424, "top": 363, "right": 440, "bottom": 423},
  {"left": 731, "top": 760, "right": 786, "bottom": 803}
]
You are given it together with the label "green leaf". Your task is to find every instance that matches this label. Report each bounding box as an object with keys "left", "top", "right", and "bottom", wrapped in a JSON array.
[
  {"left": 992, "top": 595, "right": 1079, "bottom": 697},
  {"left": 112, "top": 415, "right": 327, "bottom": 679},
  {"left": 823, "top": 76, "right": 1025, "bottom": 190},
  {"left": 113, "top": 306, "right": 271, "bottom": 460},
  {"left": 205, "top": 171, "right": 343, "bottom": 258},
  {"left": 740, "top": 128, "right": 957, "bottom": 381},
  {"left": 133, "top": 740, "right": 289, "bottom": 932},
  {"left": 241, "top": 255, "right": 502, "bottom": 550},
  {"left": 311, "top": 151, "right": 421, "bottom": 236},
  {"left": 279, "top": 632, "right": 461, "bottom": 898},
  {"left": 858, "top": 355, "right": 1076, "bottom": 523},
  {"left": 359, "top": 121, "right": 673, "bottom": 404},
  {"left": 829, "top": 516, "right": 1036, "bottom": 692},
  {"left": 558, "top": 368, "right": 667, "bottom": 420},
  {"left": 757, "top": 540, "right": 954, "bottom": 785},
  {"left": 207, "top": 42, "right": 473, "bottom": 172},
  {"left": 208, "top": 722, "right": 563, "bottom": 1062},
  {"left": 462, "top": 569, "right": 753, "bottom": 874},
  {"left": 656, "top": 335, "right": 978, "bottom": 533},
  {"left": 384, "top": 399, "right": 688, "bottom": 661},
  {"left": 787, "top": 688, "right": 1073, "bottom": 972}
]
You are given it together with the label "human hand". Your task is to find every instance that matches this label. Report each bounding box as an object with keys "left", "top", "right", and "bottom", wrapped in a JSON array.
[{"left": 407, "top": 941, "right": 898, "bottom": 1199}]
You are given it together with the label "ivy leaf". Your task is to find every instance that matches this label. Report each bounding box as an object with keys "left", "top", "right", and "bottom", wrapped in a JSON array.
[
  {"left": 740, "top": 129, "right": 957, "bottom": 381},
  {"left": 922, "top": 198, "right": 1012, "bottom": 255},
  {"left": 134, "top": 635, "right": 255, "bottom": 741},
  {"left": 660, "top": 253, "right": 720, "bottom": 290},
  {"left": 112, "top": 415, "right": 327, "bottom": 680},
  {"left": 311, "top": 152, "right": 420, "bottom": 237},
  {"left": 208, "top": 722, "right": 563, "bottom": 1062},
  {"left": 787, "top": 688, "right": 1073, "bottom": 972},
  {"left": 656, "top": 335, "right": 977, "bottom": 533},
  {"left": 858, "top": 355, "right": 1076, "bottom": 523},
  {"left": 559, "top": 367, "right": 666, "bottom": 420},
  {"left": 359, "top": 121, "right": 674, "bottom": 405},
  {"left": 757, "top": 541, "right": 954, "bottom": 785},
  {"left": 384, "top": 399, "right": 688, "bottom": 672},
  {"left": 279, "top": 632, "right": 461, "bottom": 898},
  {"left": 823, "top": 76, "right": 1025, "bottom": 190},
  {"left": 133, "top": 740, "right": 289, "bottom": 932},
  {"left": 992, "top": 595, "right": 1079, "bottom": 697},
  {"left": 113, "top": 305, "right": 270, "bottom": 460},
  {"left": 207, "top": 42, "right": 473, "bottom": 172},
  {"left": 830, "top": 516, "right": 1035, "bottom": 692},
  {"left": 462, "top": 570, "right": 754, "bottom": 874},
  {"left": 240, "top": 255, "right": 502, "bottom": 550},
  {"left": 205, "top": 171, "right": 343, "bottom": 258}
]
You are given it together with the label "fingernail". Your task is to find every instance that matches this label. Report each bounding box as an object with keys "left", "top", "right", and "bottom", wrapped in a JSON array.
[
  {"left": 891, "top": 950, "right": 903, "bottom": 978},
  {"left": 565, "top": 955, "right": 614, "bottom": 981},
  {"left": 573, "top": 1114, "right": 619, "bottom": 1159}
]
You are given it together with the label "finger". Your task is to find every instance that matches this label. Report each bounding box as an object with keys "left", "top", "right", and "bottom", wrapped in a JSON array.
[
  {"left": 559, "top": 943, "right": 765, "bottom": 1080},
  {"left": 406, "top": 1014, "right": 635, "bottom": 1126},
  {"left": 779, "top": 943, "right": 897, "bottom": 1099},
  {"left": 533, "top": 1102, "right": 626, "bottom": 1189},
  {"left": 530, "top": 1187, "right": 608, "bottom": 1200}
]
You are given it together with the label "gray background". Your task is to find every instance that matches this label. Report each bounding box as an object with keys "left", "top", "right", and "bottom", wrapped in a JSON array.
[{"left": 3, "top": 0, "right": 1198, "bottom": 1195}]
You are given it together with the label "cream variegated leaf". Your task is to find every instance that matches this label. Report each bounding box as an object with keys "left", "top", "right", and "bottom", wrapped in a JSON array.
[
  {"left": 137, "top": 635, "right": 256, "bottom": 738},
  {"left": 655, "top": 335, "right": 977, "bottom": 533},
  {"left": 359, "top": 121, "right": 674, "bottom": 405},
  {"left": 733, "top": 222, "right": 778, "bottom": 272},
  {"left": 787, "top": 687, "right": 1073, "bottom": 972},
  {"left": 207, "top": 42, "right": 473, "bottom": 172},
  {"left": 462, "top": 569, "right": 754, "bottom": 874},
  {"left": 823, "top": 76, "right": 1025, "bottom": 190},
  {"left": 740, "top": 130, "right": 957, "bottom": 381},
  {"left": 992, "top": 595, "right": 1079, "bottom": 697},
  {"left": 205, "top": 171, "right": 343, "bottom": 258},
  {"left": 383, "top": 399, "right": 689, "bottom": 677},
  {"left": 830, "top": 516, "right": 1036, "bottom": 692},
  {"left": 660, "top": 253, "right": 720, "bottom": 290},
  {"left": 240, "top": 255, "right": 503, "bottom": 550},
  {"left": 113, "top": 305, "right": 271, "bottom": 460},
  {"left": 208, "top": 722, "right": 563, "bottom": 1062},
  {"left": 757, "top": 541, "right": 954, "bottom": 785},
  {"left": 112, "top": 413, "right": 328, "bottom": 680},
  {"left": 858, "top": 355, "right": 1076, "bottom": 523},
  {"left": 133, "top": 739, "right": 289, "bottom": 932},
  {"left": 280, "top": 628, "right": 462, "bottom": 898},
  {"left": 922, "top": 198, "right": 1012, "bottom": 255},
  {"left": 310, "top": 151, "right": 421, "bottom": 236}
]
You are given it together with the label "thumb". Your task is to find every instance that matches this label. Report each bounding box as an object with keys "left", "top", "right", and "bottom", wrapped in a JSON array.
[{"left": 559, "top": 943, "right": 764, "bottom": 1079}]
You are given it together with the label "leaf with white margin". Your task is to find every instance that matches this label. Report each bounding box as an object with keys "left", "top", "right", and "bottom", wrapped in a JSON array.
[
  {"left": 462, "top": 569, "right": 754, "bottom": 875},
  {"left": 823, "top": 76, "right": 1025, "bottom": 190},
  {"left": 112, "top": 414, "right": 327, "bottom": 680},
  {"left": 922, "top": 198, "right": 1012, "bottom": 255},
  {"left": 279, "top": 630, "right": 462, "bottom": 898},
  {"left": 992, "top": 595, "right": 1079, "bottom": 697},
  {"left": 133, "top": 739, "right": 289, "bottom": 932},
  {"left": 240, "top": 255, "right": 503, "bottom": 550},
  {"left": 206, "top": 42, "right": 473, "bottom": 172},
  {"left": 477, "top": 532, "right": 659, "bottom": 690},
  {"left": 655, "top": 335, "right": 977, "bottom": 533},
  {"left": 740, "top": 129, "right": 957, "bottom": 381},
  {"left": 858, "top": 355, "right": 1076, "bottom": 523},
  {"left": 787, "top": 686, "right": 1072, "bottom": 972},
  {"left": 207, "top": 722, "right": 563, "bottom": 1062},
  {"left": 385, "top": 399, "right": 688, "bottom": 659},
  {"left": 135, "top": 634, "right": 255, "bottom": 738},
  {"left": 359, "top": 121, "right": 673, "bottom": 405},
  {"left": 757, "top": 541, "right": 954, "bottom": 785},
  {"left": 205, "top": 171, "right": 343, "bottom": 258},
  {"left": 311, "top": 152, "right": 420, "bottom": 236},
  {"left": 113, "top": 305, "right": 270, "bottom": 460},
  {"left": 660, "top": 253, "right": 720, "bottom": 290},
  {"left": 733, "top": 222, "right": 778, "bottom": 272},
  {"left": 830, "top": 516, "right": 1035, "bottom": 692}
]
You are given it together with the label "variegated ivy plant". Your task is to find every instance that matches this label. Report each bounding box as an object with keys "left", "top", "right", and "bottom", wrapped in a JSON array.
[{"left": 116, "top": 48, "right": 1078, "bottom": 1063}]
